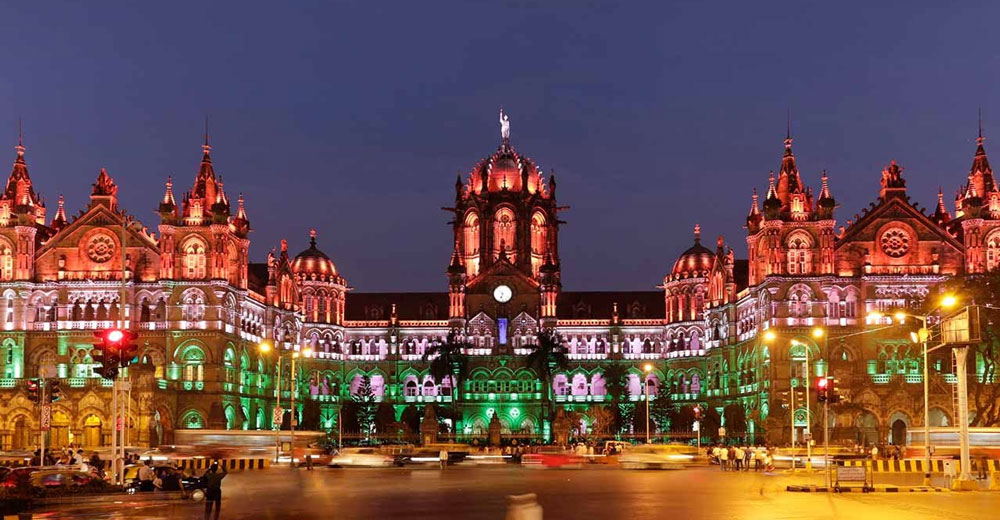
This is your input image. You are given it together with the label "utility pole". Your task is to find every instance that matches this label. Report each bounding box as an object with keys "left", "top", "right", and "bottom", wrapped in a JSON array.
[
  {"left": 39, "top": 378, "right": 46, "bottom": 466},
  {"left": 789, "top": 383, "right": 796, "bottom": 471},
  {"left": 954, "top": 346, "right": 973, "bottom": 484},
  {"left": 804, "top": 348, "right": 812, "bottom": 471},
  {"left": 824, "top": 397, "right": 830, "bottom": 488}
]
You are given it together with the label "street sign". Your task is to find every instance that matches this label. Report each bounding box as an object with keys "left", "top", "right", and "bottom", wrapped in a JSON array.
[
  {"left": 273, "top": 406, "right": 283, "bottom": 426},
  {"left": 693, "top": 421, "right": 700, "bottom": 432},
  {"left": 40, "top": 405, "right": 51, "bottom": 431},
  {"left": 119, "top": 381, "right": 132, "bottom": 391},
  {"left": 836, "top": 466, "right": 866, "bottom": 483}
]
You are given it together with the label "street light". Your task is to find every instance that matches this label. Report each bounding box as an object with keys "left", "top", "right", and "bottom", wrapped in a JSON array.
[
  {"left": 894, "top": 293, "right": 958, "bottom": 486},
  {"left": 643, "top": 364, "right": 653, "bottom": 444},
  {"left": 790, "top": 338, "right": 813, "bottom": 470},
  {"left": 258, "top": 341, "right": 282, "bottom": 463}
]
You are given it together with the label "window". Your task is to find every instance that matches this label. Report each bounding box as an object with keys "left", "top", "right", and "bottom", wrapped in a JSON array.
[
  {"left": 183, "top": 240, "right": 207, "bottom": 279},
  {"left": 530, "top": 212, "right": 547, "bottom": 277},
  {"left": 988, "top": 233, "right": 1000, "bottom": 271},
  {"left": 464, "top": 212, "right": 481, "bottom": 277},
  {"left": 405, "top": 380, "right": 418, "bottom": 397},
  {"left": 493, "top": 207, "right": 516, "bottom": 262},
  {"left": 786, "top": 233, "right": 812, "bottom": 275},
  {"left": 0, "top": 243, "right": 12, "bottom": 281}
]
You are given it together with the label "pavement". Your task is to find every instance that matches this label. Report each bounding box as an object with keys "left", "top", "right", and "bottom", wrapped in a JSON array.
[{"left": 27, "top": 465, "right": 1000, "bottom": 519}]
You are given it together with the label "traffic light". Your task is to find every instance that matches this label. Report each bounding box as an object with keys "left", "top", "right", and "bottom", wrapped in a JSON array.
[
  {"left": 48, "top": 380, "right": 62, "bottom": 402},
  {"left": 816, "top": 376, "right": 829, "bottom": 402},
  {"left": 26, "top": 378, "right": 40, "bottom": 403},
  {"left": 93, "top": 328, "right": 125, "bottom": 379},
  {"left": 829, "top": 378, "right": 842, "bottom": 404},
  {"left": 119, "top": 331, "right": 140, "bottom": 368},
  {"left": 693, "top": 405, "right": 702, "bottom": 420}
]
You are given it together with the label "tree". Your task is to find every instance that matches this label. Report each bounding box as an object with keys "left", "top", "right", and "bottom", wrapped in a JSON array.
[
  {"left": 648, "top": 392, "right": 675, "bottom": 433},
  {"left": 354, "top": 375, "right": 377, "bottom": 439},
  {"left": 702, "top": 406, "right": 722, "bottom": 442},
  {"left": 526, "top": 329, "right": 569, "bottom": 424},
  {"left": 672, "top": 405, "right": 696, "bottom": 434},
  {"left": 588, "top": 405, "right": 615, "bottom": 439},
  {"left": 340, "top": 401, "right": 361, "bottom": 435},
  {"left": 601, "top": 362, "right": 629, "bottom": 435},
  {"left": 401, "top": 405, "right": 421, "bottom": 433},
  {"left": 423, "top": 330, "right": 471, "bottom": 401},
  {"left": 375, "top": 402, "right": 398, "bottom": 436},
  {"left": 723, "top": 403, "right": 747, "bottom": 441},
  {"left": 300, "top": 399, "right": 322, "bottom": 431},
  {"left": 935, "top": 272, "right": 1000, "bottom": 426}
]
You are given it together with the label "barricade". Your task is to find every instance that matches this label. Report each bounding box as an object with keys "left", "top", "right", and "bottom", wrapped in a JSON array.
[
  {"left": 840, "top": 459, "right": 999, "bottom": 474},
  {"left": 174, "top": 457, "right": 269, "bottom": 472}
]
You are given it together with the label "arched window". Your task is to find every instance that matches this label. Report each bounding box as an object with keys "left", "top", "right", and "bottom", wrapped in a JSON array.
[
  {"left": 181, "top": 346, "right": 206, "bottom": 382},
  {"left": 786, "top": 232, "right": 812, "bottom": 275},
  {"left": 530, "top": 211, "right": 547, "bottom": 277},
  {"left": 183, "top": 239, "right": 207, "bottom": 279},
  {"left": 464, "top": 212, "right": 481, "bottom": 277},
  {"left": 0, "top": 242, "right": 12, "bottom": 281},
  {"left": 988, "top": 232, "right": 1000, "bottom": 272},
  {"left": 493, "top": 207, "right": 516, "bottom": 262},
  {"left": 405, "top": 379, "right": 418, "bottom": 397}
]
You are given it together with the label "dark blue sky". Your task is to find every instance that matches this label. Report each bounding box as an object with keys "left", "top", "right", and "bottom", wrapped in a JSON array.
[{"left": 0, "top": 2, "right": 997, "bottom": 291}]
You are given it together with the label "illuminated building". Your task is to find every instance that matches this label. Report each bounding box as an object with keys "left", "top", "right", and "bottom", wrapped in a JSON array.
[{"left": 0, "top": 113, "right": 991, "bottom": 450}]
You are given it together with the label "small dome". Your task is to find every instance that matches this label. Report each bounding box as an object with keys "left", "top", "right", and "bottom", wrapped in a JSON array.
[
  {"left": 292, "top": 229, "right": 338, "bottom": 281},
  {"left": 670, "top": 225, "right": 715, "bottom": 278}
]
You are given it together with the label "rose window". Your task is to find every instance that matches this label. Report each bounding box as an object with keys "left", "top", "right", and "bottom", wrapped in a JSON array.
[
  {"left": 87, "top": 235, "right": 116, "bottom": 263},
  {"left": 879, "top": 228, "right": 911, "bottom": 258}
]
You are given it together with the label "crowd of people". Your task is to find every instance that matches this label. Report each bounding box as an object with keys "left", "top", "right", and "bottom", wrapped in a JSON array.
[{"left": 708, "top": 445, "right": 775, "bottom": 472}]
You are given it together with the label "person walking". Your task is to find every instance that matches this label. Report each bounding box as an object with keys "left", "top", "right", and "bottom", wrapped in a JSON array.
[
  {"left": 719, "top": 445, "right": 728, "bottom": 471},
  {"left": 305, "top": 452, "right": 313, "bottom": 471},
  {"left": 203, "top": 460, "right": 228, "bottom": 520},
  {"left": 979, "top": 454, "right": 989, "bottom": 481},
  {"left": 439, "top": 449, "right": 448, "bottom": 469},
  {"left": 733, "top": 446, "right": 743, "bottom": 471},
  {"left": 743, "top": 446, "right": 751, "bottom": 471}
]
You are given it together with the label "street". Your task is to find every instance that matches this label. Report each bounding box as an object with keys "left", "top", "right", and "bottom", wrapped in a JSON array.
[{"left": 34, "top": 465, "right": 1000, "bottom": 519}]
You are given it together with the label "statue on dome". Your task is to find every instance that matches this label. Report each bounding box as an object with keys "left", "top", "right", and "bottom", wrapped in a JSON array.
[{"left": 499, "top": 108, "right": 510, "bottom": 140}]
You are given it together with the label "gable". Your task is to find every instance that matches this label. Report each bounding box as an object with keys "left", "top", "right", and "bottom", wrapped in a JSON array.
[{"left": 835, "top": 197, "right": 963, "bottom": 276}]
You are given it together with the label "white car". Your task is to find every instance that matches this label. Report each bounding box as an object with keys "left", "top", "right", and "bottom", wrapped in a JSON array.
[{"left": 327, "top": 448, "right": 395, "bottom": 468}]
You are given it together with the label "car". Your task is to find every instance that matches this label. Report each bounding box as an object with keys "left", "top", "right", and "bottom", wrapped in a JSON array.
[
  {"left": 327, "top": 448, "right": 396, "bottom": 468},
  {"left": 619, "top": 444, "right": 696, "bottom": 470},
  {"left": 0, "top": 467, "right": 38, "bottom": 488},
  {"left": 124, "top": 464, "right": 205, "bottom": 497},
  {"left": 521, "top": 448, "right": 585, "bottom": 468},
  {"left": 29, "top": 468, "right": 97, "bottom": 488}
]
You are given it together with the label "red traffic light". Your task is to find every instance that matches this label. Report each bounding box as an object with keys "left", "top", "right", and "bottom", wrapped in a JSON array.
[
  {"left": 816, "top": 377, "right": 829, "bottom": 390},
  {"left": 106, "top": 329, "right": 125, "bottom": 344}
]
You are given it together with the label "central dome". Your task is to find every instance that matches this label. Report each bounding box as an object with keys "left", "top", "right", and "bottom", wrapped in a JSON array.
[
  {"left": 670, "top": 225, "right": 715, "bottom": 279},
  {"left": 464, "top": 142, "right": 546, "bottom": 197}
]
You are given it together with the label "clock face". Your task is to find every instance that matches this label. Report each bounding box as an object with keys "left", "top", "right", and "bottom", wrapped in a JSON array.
[{"left": 493, "top": 284, "right": 513, "bottom": 303}]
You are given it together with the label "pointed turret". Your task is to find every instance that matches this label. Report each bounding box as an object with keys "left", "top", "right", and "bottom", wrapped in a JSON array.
[
  {"left": 746, "top": 188, "right": 763, "bottom": 233},
  {"left": 230, "top": 193, "right": 250, "bottom": 237},
  {"left": 448, "top": 238, "right": 464, "bottom": 274},
  {"left": 776, "top": 134, "right": 804, "bottom": 204},
  {"left": 50, "top": 194, "right": 67, "bottom": 231},
  {"left": 2, "top": 129, "right": 45, "bottom": 224},
  {"left": 965, "top": 129, "right": 997, "bottom": 207},
  {"left": 817, "top": 169, "right": 836, "bottom": 219},
  {"left": 933, "top": 187, "right": 951, "bottom": 226},
  {"left": 763, "top": 171, "right": 781, "bottom": 218},
  {"left": 158, "top": 176, "right": 178, "bottom": 219}
]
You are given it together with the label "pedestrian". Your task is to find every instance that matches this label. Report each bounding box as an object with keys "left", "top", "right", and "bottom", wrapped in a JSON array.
[
  {"left": 734, "top": 446, "right": 743, "bottom": 471},
  {"left": 203, "top": 460, "right": 228, "bottom": 520},
  {"left": 138, "top": 459, "right": 155, "bottom": 491},
  {"left": 754, "top": 447, "right": 764, "bottom": 471},
  {"left": 743, "top": 446, "right": 751, "bottom": 471},
  {"left": 979, "top": 454, "right": 989, "bottom": 481},
  {"left": 305, "top": 452, "right": 313, "bottom": 471},
  {"left": 439, "top": 449, "right": 448, "bottom": 469},
  {"left": 719, "top": 445, "right": 728, "bottom": 470},
  {"left": 870, "top": 445, "right": 879, "bottom": 461}
]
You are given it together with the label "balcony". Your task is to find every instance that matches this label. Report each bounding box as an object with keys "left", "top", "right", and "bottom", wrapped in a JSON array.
[
  {"left": 622, "top": 352, "right": 660, "bottom": 360},
  {"left": 554, "top": 394, "right": 607, "bottom": 403},
  {"left": 567, "top": 352, "right": 608, "bottom": 360}
]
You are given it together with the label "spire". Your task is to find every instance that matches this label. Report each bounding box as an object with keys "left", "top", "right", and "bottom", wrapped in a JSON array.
[
  {"left": 693, "top": 223, "right": 701, "bottom": 244},
  {"left": 203, "top": 115, "right": 211, "bottom": 157},
  {"left": 309, "top": 227, "right": 317, "bottom": 248},
  {"left": 15, "top": 118, "right": 24, "bottom": 164},
  {"left": 50, "top": 194, "right": 67, "bottom": 230},
  {"left": 969, "top": 112, "right": 995, "bottom": 196},
  {"left": 448, "top": 237, "right": 464, "bottom": 274},
  {"left": 90, "top": 168, "right": 119, "bottom": 209},
  {"left": 748, "top": 187, "right": 760, "bottom": 217},
  {"left": 933, "top": 186, "right": 951, "bottom": 225},
  {"left": 230, "top": 193, "right": 250, "bottom": 236}
]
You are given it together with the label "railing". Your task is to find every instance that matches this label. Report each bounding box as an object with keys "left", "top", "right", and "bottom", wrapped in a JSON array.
[
  {"left": 567, "top": 352, "right": 608, "bottom": 360},
  {"left": 665, "top": 349, "right": 706, "bottom": 359},
  {"left": 554, "top": 394, "right": 608, "bottom": 403},
  {"left": 622, "top": 352, "right": 660, "bottom": 360},
  {"left": 557, "top": 319, "right": 610, "bottom": 327},
  {"left": 622, "top": 319, "right": 665, "bottom": 326},
  {"left": 871, "top": 374, "right": 891, "bottom": 384}
]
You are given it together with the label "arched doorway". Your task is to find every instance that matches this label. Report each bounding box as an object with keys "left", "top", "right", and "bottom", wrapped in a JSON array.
[
  {"left": 856, "top": 411, "right": 879, "bottom": 447},
  {"left": 49, "top": 411, "right": 70, "bottom": 449},
  {"left": 82, "top": 415, "right": 102, "bottom": 447},
  {"left": 890, "top": 419, "right": 907, "bottom": 446},
  {"left": 12, "top": 417, "right": 29, "bottom": 449}
]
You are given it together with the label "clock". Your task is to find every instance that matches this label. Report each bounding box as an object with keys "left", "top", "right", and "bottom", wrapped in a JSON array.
[{"left": 493, "top": 284, "right": 513, "bottom": 303}]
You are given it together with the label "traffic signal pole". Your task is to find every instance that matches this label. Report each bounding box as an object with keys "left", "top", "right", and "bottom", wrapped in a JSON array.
[
  {"left": 824, "top": 398, "right": 830, "bottom": 488},
  {"left": 39, "top": 378, "right": 46, "bottom": 467}
]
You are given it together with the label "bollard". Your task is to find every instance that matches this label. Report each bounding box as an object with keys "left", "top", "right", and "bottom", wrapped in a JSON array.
[{"left": 505, "top": 493, "right": 543, "bottom": 520}]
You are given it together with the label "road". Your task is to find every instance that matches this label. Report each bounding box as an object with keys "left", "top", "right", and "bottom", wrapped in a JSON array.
[{"left": 34, "top": 465, "right": 999, "bottom": 519}]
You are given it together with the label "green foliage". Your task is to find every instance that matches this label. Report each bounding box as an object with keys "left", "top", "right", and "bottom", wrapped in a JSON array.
[
  {"left": 401, "top": 405, "right": 421, "bottom": 433},
  {"left": 299, "top": 399, "right": 322, "bottom": 431},
  {"left": 723, "top": 403, "right": 747, "bottom": 438},
  {"left": 525, "top": 329, "right": 570, "bottom": 422},
  {"left": 601, "top": 363, "right": 628, "bottom": 403},
  {"left": 374, "top": 402, "right": 398, "bottom": 435},
  {"left": 648, "top": 392, "right": 675, "bottom": 432},
  {"left": 353, "top": 375, "right": 377, "bottom": 438},
  {"left": 702, "top": 407, "right": 722, "bottom": 441},
  {"left": 672, "top": 405, "right": 696, "bottom": 433},
  {"left": 340, "top": 401, "right": 361, "bottom": 433},
  {"left": 423, "top": 331, "right": 471, "bottom": 399}
]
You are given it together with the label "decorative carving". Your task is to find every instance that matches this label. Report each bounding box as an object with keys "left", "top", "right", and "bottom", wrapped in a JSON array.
[
  {"left": 86, "top": 234, "right": 117, "bottom": 263},
  {"left": 879, "top": 227, "right": 911, "bottom": 257}
]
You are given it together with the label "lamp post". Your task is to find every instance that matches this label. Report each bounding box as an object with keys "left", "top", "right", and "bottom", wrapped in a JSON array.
[
  {"left": 289, "top": 347, "right": 313, "bottom": 467},
  {"left": 889, "top": 293, "right": 957, "bottom": 487},
  {"left": 259, "top": 342, "right": 281, "bottom": 463},
  {"left": 643, "top": 364, "right": 653, "bottom": 444}
]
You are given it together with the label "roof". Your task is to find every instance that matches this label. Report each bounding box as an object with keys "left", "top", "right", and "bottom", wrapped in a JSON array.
[
  {"left": 557, "top": 291, "right": 663, "bottom": 320},
  {"left": 248, "top": 262, "right": 269, "bottom": 293},
  {"left": 345, "top": 292, "right": 450, "bottom": 321}
]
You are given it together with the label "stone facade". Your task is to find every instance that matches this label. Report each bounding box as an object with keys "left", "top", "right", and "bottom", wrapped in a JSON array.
[{"left": 0, "top": 117, "right": 995, "bottom": 451}]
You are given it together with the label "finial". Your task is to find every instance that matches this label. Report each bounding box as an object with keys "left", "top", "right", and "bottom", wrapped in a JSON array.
[
  {"left": 309, "top": 227, "right": 317, "bottom": 247},
  {"left": 499, "top": 107, "right": 510, "bottom": 141},
  {"left": 693, "top": 223, "right": 701, "bottom": 243},
  {"left": 280, "top": 239, "right": 288, "bottom": 253},
  {"left": 15, "top": 118, "right": 24, "bottom": 158},
  {"left": 786, "top": 108, "right": 791, "bottom": 140},
  {"left": 202, "top": 116, "right": 211, "bottom": 155}
]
